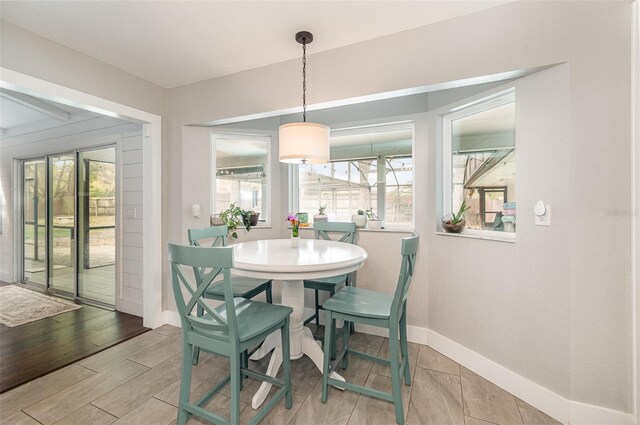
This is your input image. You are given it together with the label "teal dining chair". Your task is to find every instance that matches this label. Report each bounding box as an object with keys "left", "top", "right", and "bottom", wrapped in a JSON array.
[
  {"left": 168, "top": 243, "right": 293, "bottom": 425},
  {"left": 321, "top": 234, "right": 419, "bottom": 425},
  {"left": 188, "top": 226, "right": 273, "bottom": 365},
  {"left": 303, "top": 221, "right": 357, "bottom": 326}
]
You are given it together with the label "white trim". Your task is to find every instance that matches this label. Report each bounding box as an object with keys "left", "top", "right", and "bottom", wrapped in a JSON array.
[
  {"left": 165, "top": 310, "right": 182, "bottom": 328},
  {"left": 0, "top": 67, "right": 163, "bottom": 328},
  {"left": 631, "top": 0, "right": 640, "bottom": 422},
  {"left": 569, "top": 401, "right": 636, "bottom": 425},
  {"left": 435, "top": 230, "right": 516, "bottom": 243}
]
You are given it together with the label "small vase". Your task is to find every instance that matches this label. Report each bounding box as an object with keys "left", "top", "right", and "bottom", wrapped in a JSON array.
[{"left": 291, "top": 236, "right": 300, "bottom": 248}]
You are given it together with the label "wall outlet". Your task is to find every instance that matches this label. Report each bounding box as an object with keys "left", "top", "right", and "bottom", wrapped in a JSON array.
[{"left": 126, "top": 207, "right": 137, "bottom": 219}]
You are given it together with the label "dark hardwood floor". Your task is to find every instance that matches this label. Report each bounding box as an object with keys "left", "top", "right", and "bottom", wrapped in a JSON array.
[{"left": 0, "top": 282, "right": 149, "bottom": 393}]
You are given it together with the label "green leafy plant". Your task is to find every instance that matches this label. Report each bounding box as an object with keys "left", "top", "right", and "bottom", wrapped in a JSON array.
[
  {"left": 357, "top": 209, "right": 366, "bottom": 215},
  {"left": 318, "top": 205, "right": 327, "bottom": 215},
  {"left": 219, "top": 203, "right": 253, "bottom": 239},
  {"left": 365, "top": 208, "right": 380, "bottom": 220},
  {"left": 450, "top": 200, "right": 470, "bottom": 225}
]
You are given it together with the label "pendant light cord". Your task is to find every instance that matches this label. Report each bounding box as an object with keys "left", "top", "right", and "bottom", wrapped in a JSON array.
[{"left": 302, "top": 42, "right": 307, "bottom": 123}]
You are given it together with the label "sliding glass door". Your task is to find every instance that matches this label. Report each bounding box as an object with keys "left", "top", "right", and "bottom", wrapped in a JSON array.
[
  {"left": 22, "top": 159, "right": 47, "bottom": 286},
  {"left": 77, "top": 147, "right": 116, "bottom": 305},
  {"left": 20, "top": 146, "right": 116, "bottom": 307},
  {"left": 48, "top": 153, "right": 76, "bottom": 295}
]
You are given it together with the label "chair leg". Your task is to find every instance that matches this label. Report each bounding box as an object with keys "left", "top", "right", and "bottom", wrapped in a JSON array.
[
  {"left": 399, "top": 311, "right": 411, "bottom": 386},
  {"left": 314, "top": 289, "right": 320, "bottom": 325},
  {"left": 321, "top": 311, "right": 334, "bottom": 403},
  {"left": 192, "top": 305, "right": 204, "bottom": 365},
  {"left": 266, "top": 283, "right": 273, "bottom": 304},
  {"left": 177, "top": 342, "right": 193, "bottom": 425},
  {"left": 389, "top": 328, "right": 405, "bottom": 425},
  {"left": 329, "top": 287, "right": 337, "bottom": 359},
  {"left": 342, "top": 319, "right": 350, "bottom": 370},
  {"left": 281, "top": 317, "right": 292, "bottom": 409},
  {"left": 239, "top": 351, "right": 248, "bottom": 391},
  {"left": 230, "top": 349, "right": 241, "bottom": 424}
]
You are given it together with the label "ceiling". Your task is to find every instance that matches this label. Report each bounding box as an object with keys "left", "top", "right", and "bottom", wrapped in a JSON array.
[
  {"left": 0, "top": 1, "right": 511, "bottom": 89},
  {"left": 0, "top": 88, "right": 129, "bottom": 140}
]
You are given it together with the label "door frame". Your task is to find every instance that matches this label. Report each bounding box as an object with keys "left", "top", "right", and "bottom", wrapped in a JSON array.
[{"left": 1, "top": 67, "right": 163, "bottom": 328}]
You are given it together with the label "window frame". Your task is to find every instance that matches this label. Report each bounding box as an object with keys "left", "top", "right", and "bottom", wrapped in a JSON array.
[
  {"left": 441, "top": 89, "right": 516, "bottom": 241},
  {"left": 211, "top": 132, "right": 272, "bottom": 226},
  {"left": 290, "top": 120, "right": 416, "bottom": 230}
]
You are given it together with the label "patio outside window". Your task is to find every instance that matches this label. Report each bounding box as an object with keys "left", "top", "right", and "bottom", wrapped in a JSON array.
[
  {"left": 297, "top": 123, "right": 414, "bottom": 227},
  {"left": 443, "top": 90, "right": 516, "bottom": 234},
  {"left": 212, "top": 133, "right": 270, "bottom": 224}
]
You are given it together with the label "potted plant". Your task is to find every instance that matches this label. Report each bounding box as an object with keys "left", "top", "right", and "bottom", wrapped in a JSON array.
[
  {"left": 442, "top": 200, "right": 470, "bottom": 233},
  {"left": 314, "top": 205, "right": 328, "bottom": 224},
  {"left": 219, "top": 203, "right": 256, "bottom": 240},
  {"left": 366, "top": 209, "right": 383, "bottom": 229},
  {"left": 352, "top": 209, "right": 367, "bottom": 229},
  {"left": 242, "top": 210, "right": 260, "bottom": 227}
]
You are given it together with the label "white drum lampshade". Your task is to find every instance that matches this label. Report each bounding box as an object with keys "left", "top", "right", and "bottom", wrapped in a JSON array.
[{"left": 279, "top": 122, "right": 330, "bottom": 164}]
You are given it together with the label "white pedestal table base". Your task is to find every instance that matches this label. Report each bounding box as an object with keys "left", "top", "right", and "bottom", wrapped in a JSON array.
[{"left": 249, "top": 280, "right": 344, "bottom": 409}]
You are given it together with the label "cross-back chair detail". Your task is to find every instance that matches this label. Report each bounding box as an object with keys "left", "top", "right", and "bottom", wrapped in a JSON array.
[
  {"left": 303, "top": 221, "right": 358, "bottom": 333},
  {"left": 187, "top": 226, "right": 274, "bottom": 365},
  {"left": 168, "top": 243, "right": 292, "bottom": 425}
]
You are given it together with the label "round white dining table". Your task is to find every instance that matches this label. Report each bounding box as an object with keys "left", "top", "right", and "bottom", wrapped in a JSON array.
[{"left": 231, "top": 238, "right": 368, "bottom": 409}]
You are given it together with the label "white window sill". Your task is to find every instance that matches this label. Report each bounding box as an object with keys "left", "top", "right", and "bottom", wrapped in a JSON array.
[
  {"left": 299, "top": 226, "right": 414, "bottom": 234},
  {"left": 435, "top": 230, "right": 516, "bottom": 243}
]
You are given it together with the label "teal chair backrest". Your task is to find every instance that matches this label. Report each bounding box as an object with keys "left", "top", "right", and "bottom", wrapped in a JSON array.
[
  {"left": 168, "top": 243, "right": 240, "bottom": 345},
  {"left": 314, "top": 221, "right": 356, "bottom": 244},
  {"left": 390, "top": 234, "right": 419, "bottom": 321},
  {"left": 188, "top": 226, "right": 229, "bottom": 247}
]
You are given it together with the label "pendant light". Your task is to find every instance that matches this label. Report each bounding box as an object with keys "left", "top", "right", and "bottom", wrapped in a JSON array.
[{"left": 279, "top": 31, "right": 330, "bottom": 164}]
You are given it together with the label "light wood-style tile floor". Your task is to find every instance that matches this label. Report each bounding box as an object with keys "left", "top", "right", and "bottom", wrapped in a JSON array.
[{"left": 0, "top": 325, "right": 561, "bottom": 425}]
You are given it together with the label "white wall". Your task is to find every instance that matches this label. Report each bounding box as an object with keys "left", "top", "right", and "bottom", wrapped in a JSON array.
[
  {"left": 0, "top": 120, "right": 144, "bottom": 315},
  {"left": 168, "top": 1, "right": 633, "bottom": 416},
  {"left": 428, "top": 66, "right": 572, "bottom": 398},
  {"left": 119, "top": 131, "right": 144, "bottom": 315}
]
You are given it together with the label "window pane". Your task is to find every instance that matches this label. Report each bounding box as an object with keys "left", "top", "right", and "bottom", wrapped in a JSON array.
[
  {"left": 298, "top": 125, "right": 413, "bottom": 226},
  {"left": 450, "top": 99, "right": 516, "bottom": 232},
  {"left": 213, "top": 136, "right": 269, "bottom": 222}
]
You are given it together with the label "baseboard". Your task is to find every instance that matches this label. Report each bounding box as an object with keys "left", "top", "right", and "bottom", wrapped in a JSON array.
[
  {"left": 164, "top": 310, "right": 181, "bottom": 328},
  {"left": 570, "top": 400, "right": 636, "bottom": 425},
  {"left": 427, "top": 330, "right": 635, "bottom": 425}
]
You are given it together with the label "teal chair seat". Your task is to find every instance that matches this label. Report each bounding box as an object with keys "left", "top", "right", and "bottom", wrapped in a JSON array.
[
  {"left": 201, "top": 298, "right": 293, "bottom": 342},
  {"left": 205, "top": 276, "right": 274, "bottom": 301},
  {"left": 169, "top": 243, "right": 293, "bottom": 425},
  {"left": 321, "top": 234, "right": 419, "bottom": 425},
  {"left": 321, "top": 286, "right": 391, "bottom": 319}
]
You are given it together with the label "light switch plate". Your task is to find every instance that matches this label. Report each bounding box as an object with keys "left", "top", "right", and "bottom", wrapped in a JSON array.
[
  {"left": 535, "top": 204, "right": 551, "bottom": 226},
  {"left": 126, "top": 207, "right": 137, "bottom": 219}
]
